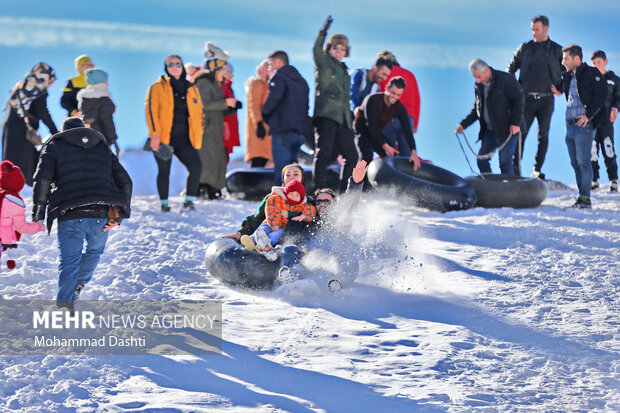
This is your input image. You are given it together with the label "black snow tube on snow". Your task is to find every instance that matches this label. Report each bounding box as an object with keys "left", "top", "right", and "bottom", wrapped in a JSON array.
[
  {"left": 204, "top": 238, "right": 360, "bottom": 290},
  {"left": 226, "top": 166, "right": 341, "bottom": 200},
  {"left": 205, "top": 238, "right": 279, "bottom": 289},
  {"left": 465, "top": 173, "right": 548, "bottom": 208},
  {"left": 367, "top": 156, "right": 477, "bottom": 212}
]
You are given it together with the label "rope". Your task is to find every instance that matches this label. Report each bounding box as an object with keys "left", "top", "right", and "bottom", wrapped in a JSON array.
[
  {"left": 454, "top": 132, "right": 478, "bottom": 176},
  {"left": 455, "top": 130, "right": 523, "bottom": 177}
]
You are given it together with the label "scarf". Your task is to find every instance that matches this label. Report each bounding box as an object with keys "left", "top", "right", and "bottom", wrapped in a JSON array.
[{"left": 6, "top": 62, "right": 56, "bottom": 117}]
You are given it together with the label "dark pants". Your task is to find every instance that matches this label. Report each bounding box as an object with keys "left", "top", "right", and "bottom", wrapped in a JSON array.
[
  {"left": 155, "top": 142, "right": 202, "bottom": 200},
  {"left": 591, "top": 121, "right": 618, "bottom": 181},
  {"left": 478, "top": 129, "right": 518, "bottom": 175},
  {"left": 313, "top": 117, "right": 359, "bottom": 192},
  {"left": 250, "top": 157, "right": 269, "bottom": 167},
  {"left": 516, "top": 95, "right": 554, "bottom": 173}
]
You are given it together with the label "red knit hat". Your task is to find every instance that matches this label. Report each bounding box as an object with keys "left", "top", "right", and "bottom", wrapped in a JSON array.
[
  {"left": 0, "top": 160, "right": 25, "bottom": 193},
  {"left": 282, "top": 179, "right": 305, "bottom": 205}
]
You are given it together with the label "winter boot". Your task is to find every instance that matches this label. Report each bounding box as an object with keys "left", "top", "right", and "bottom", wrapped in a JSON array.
[
  {"left": 75, "top": 282, "right": 84, "bottom": 299},
  {"left": 240, "top": 235, "right": 257, "bottom": 251},
  {"left": 181, "top": 201, "right": 196, "bottom": 211},
  {"left": 255, "top": 228, "right": 271, "bottom": 251},
  {"left": 571, "top": 195, "right": 592, "bottom": 209},
  {"left": 610, "top": 181, "right": 618, "bottom": 192},
  {"left": 277, "top": 266, "right": 297, "bottom": 284},
  {"left": 260, "top": 248, "right": 278, "bottom": 262},
  {"left": 592, "top": 181, "right": 600, "bottom": 190},
  {"left": 161, "top": 205, "right": 171, "bottom": 212}
]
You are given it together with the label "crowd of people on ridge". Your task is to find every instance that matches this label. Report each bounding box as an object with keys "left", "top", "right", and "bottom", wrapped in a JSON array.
[{"left": 0, "top": 14, "right": 618, "bottom": 304}]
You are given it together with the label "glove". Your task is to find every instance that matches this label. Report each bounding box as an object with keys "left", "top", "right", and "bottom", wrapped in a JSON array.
[
  {"left": 256, "top": 121, "right": 266, "bottom": 139},
  {"left": 235, "top": 101, "right": 243, "bottom": 110},
  {"left": 320, "top": 15, "right": 333, "bottom": 34},
  {"left": 33, "top": 204, "right": 46, "bottom": 222}
]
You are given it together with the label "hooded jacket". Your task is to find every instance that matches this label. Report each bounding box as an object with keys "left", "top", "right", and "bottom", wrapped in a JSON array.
[
  {"left": 78, "top": 84, "right": 118, "bottom": 145},
  {"left": 460, "top": 68, "right": 525, "bottom": 142},
  {"left": 561, "top": 63, "right": 608, "bottom": 128},
  {"left": 264, "top": 187, "right": 315, "bottom": 231},
  {"left": 32, "top": 127, "right": 132, "bottom": 232},
  {"left": 262, "top": 65, "right": 310, "bottom": 136}
]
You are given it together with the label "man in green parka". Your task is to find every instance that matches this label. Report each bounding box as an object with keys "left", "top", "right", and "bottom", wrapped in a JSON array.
[{"left": 312, "top": 15, "right": 359, "bottom": 192}]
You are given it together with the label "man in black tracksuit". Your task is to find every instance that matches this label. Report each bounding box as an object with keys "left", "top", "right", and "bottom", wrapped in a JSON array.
[
  {"left": 507, "top": 15, "right": 563, "bottom": 178},
  {"left": 590, "top": 50, "right": 619, "bottom": 192},
  {"left": 457, "top": 60, "right": 524, "bottom": 175}
]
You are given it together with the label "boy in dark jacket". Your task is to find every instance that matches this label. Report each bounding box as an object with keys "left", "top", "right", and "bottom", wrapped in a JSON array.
[
  {"left": 590, "top": 50, "right": 619, "bottom": 192},
  {"left": 78, "top": 68, "right": 119, "bottom": 154}
]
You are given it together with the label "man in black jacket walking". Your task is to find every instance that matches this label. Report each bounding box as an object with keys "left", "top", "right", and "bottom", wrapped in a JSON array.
[
  {"left": 552, "top": 45, "right": 608, "bottom": 208},
  {"left": 260, "top": 50, "right": 310, "bottom": 185},
  {"left": 507, "top": 15, "right": 563, "bottom": 178},
  {"left": 457, "top": 59, "right": 524, "bottom": 175},
  {"left": 32, "top": 117, "right": 132, "bottom": 309},
  {"left": 590, "top": 50, "right": 619, "bottom": 192}
]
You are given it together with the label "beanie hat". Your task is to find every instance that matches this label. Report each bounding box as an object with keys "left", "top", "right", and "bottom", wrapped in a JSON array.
[
  {"left": 204, "top": 58, "right": 227, "bottom": 73},
  {"left": 326, "top": 34, "right": 350, "bottom": 57},
  {"left": 75, "top": 55, "right": 94, "bottom": 74},
  {"left": 85, "top": 68, "right": 108, "bottom": 85},
  {"left": 61, "top": 117, "right": 85, "bottom": 131},
  {"left": 204, "top": 42, "right": 230, "bottom": 61},
  {"left": 0, "top": 160, "right": 25, "bottom": 193},
  {"left": 282, "top": 179, "right": 305, "bottom": 206}
]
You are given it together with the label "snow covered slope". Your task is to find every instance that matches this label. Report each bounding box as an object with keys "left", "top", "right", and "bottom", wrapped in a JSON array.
[{"left": 0, "top": 152, "right": 618, "bottom": 412}]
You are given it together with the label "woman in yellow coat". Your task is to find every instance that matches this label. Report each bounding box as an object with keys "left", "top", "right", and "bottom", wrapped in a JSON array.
[
  {"left": 146, "top": 54, "right": 204, "bottom": 211},
  {"left": 244, "top": 60, "right": 273, "bottom": 167}
]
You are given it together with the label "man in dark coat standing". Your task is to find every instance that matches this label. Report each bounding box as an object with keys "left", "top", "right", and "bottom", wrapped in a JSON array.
[
  {"left": 507, "top": 15, "right": 564, "bottom": 178},
  {"left": 552, "top": 45, "right": 608, "bottom": 208},
  {"left": 32, "top": 117, "right": 132, "bottom": 309},
  {"left": 260, "top": 50, "right": 310, "bottom": 186},
  {"left": 457, "top": 59, "right": 525, "bottom": 175}
]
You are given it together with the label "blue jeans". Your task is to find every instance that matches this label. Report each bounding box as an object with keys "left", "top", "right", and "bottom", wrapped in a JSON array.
[
  {"left": 383, "top": 115, "right": 414, "bottom": 156},
  {"left": 281, "top": 244, "right": 303, "bottom": 269},
  {"left": 566, "top": 123, "right": 595, "bottom": 198},
  {"left": 57, "top": 218, "right": 109, "bottom": 303},
  {"left": 257, "top": 223, "right": 284, "bottom": 247},
  {"left": 272, "top": 132, "right": 305, "bottom": 186},
  {"left": 477, "top": 129, "right": 518, "bottom": 175}
]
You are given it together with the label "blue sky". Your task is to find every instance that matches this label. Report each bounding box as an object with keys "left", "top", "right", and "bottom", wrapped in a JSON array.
[{"left": 2, "top": 0, "right": 619, "bottom": 183}]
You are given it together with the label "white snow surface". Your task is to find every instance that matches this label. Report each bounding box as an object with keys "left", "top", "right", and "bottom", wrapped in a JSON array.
[{"left": 0, "top": 151, "right": 619, "bottom": 412}]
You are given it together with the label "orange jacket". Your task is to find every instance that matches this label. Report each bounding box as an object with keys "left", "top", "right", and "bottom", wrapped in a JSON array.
[
  {"left": 145, "top": 75, "right": 204, "bottom": 149},
  {"left": 264, "top": 188, "right": 316, "bottom": 231}
]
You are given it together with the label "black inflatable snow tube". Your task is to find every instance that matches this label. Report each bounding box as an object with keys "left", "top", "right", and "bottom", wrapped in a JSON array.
[
  {"left": 205, "top": 238, "right": 279, "bottom": 289},
  {"left": 367, "top": 157, "right": 477, "bottom": 212},
  {"left": 205, "top": 238, "right": 360, "bottom": 290},
  {"left": 226, "top": 166, "right": 340, "bottom": 200},
  {"left": 465, "top": 173, "right": 548, "bottom": 208}
]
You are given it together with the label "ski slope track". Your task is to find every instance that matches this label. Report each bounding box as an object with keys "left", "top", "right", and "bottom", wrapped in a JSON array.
[{"left": 0, "top": 152, "right": 618, "bottom": 412}]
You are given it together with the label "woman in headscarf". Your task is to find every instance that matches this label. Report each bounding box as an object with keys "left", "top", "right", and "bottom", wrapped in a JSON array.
[
  {"left": 192, "top": 51, "right": 237, "bottom": 199},
  {"left": 145, "top": 54, "right": 204, "bottom": 212},
  {"left": 2, "top": 62, "right": 58, "bottom": 186}
]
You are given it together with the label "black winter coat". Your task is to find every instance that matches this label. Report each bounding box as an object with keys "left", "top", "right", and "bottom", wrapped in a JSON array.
[
  {"left": 460, "top": 68, "right": 525, "bottom": 142},
  {"left": 507, "top": 38, "right": 564, "bottom": 91},
  {"left": 561, "top": 63, "right": 608, "bottom": 128},
  {"left": 79, "top": 96, "right": 118, "bottom": 145},
  {"left": 262, "top": 65, "right": 311, "bottom": 136},
  {"left": 32, "top": 127, "right": 132, "bottom": 232}
]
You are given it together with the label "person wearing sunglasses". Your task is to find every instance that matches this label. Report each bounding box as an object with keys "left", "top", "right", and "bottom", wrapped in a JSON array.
[
  {"left": 312, "top": 15, "right": 359, "bottom": 194},
  {"left": 145, "top": 55, "right": 204, "bottom": 211}
]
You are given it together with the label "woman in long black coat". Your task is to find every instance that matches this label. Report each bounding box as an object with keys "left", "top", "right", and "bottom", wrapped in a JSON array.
[{"left": 2, "top": 62, "right": 58, "bottom": 186}]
